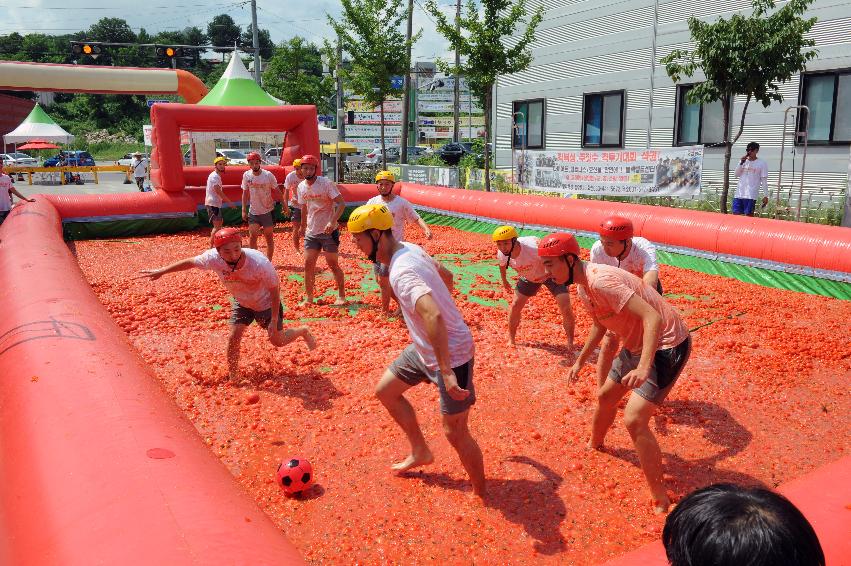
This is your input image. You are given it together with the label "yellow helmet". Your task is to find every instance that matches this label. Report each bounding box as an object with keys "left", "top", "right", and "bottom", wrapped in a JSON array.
[
  {"left": 375, "top": 170, "right": 395, "bottom": 183},
  {"left": 213, "top": 156, "right": 228, "bottom": 165},
  {"left": 492, "top": 225, "right": 518, "bottom": 242},
  {"left": 348, "top": 204, "right": 393, "bottom": 233},
  {"left": 292, "top": 158, "right": 302, "bottom": 167}
]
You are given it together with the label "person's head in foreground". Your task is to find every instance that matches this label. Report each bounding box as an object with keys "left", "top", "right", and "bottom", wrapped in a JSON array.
[
  {"left": 348, "top": 203, "right": 394, "bottom": 263},
  {"left": 492, "top": 225, "right": 519, "bottom": 256},
  {"left": 213, "top": 227, "right": 243, "bottom": 264},
  {"left": 375, "top": 170, "right": 395, "bottom": 197},
  {"left": 537, "top": 232, "right": 581, "bottom": 285},
  {"left": 598, "top": 215, "right": 633, "bottom": 260},
  {"left": 247, "top": 151, "right": 262, "bottom": 173},
  {"left": 292, "top": 158, "right": 303, "bottom": 178},
  {"left": 663, "top": 483, "right": 825, "bottom": 566},
  {"left": 300, "top": 154, "right": 320, "bottom": 181}
]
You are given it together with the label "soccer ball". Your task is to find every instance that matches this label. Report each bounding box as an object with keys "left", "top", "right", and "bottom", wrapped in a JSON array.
[{"left": 277, "top": 457, "right": 314, "bottom": 495}]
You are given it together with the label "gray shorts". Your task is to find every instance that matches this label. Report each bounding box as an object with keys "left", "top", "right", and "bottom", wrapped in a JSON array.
[
  {"left": 206, "top": 205, "right": 222, "bottom": 222},
  {"left": 305, "top": 229, "right": 340, "bottom": 253},
  {"left": 230, "top": 302, "right": 284, "bottom": 330},
  {"left": 288, "top": 205, "right": 302, "bottom": 223},
  {"left": 609, "top": 335, "right": 692, "bottom": 404},
  {"left": 0, "top": 211, "right": 8, "bottom": 225},
  {"left": 388, "top": 344, "right": 475, "bottom": 415},
  {"left": 248, "top": 211, "right": 275, "bottom": 228},
  {"left": 516, "top": 277, "right": 568, "bottom": 297},
  {"left": 373, "top": 262, "right": 390, "bottom": 277}
]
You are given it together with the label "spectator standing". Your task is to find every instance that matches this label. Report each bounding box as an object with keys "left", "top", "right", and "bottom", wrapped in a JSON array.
[
  {"left": 0, "top": 161, "right": 35, "bottom": 225},
  {"left": 130, "top": 152, "right": 148, "bottom": 192},
  {"left": 732, "top": 142, "right": 769, "bottom": 216}
]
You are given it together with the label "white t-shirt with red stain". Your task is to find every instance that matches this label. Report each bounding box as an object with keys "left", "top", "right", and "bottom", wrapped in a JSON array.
[
  {"left": 589, "top": 237, "right": 659, "bottom": 279},
  {"left": 366, "top": 194, "right": 421, "bottom": 241},
  {"left": 241, "top": 169, "right": 278, "bottom": 215},
  {"left": 496, "top": 236, "right": 549, "bottom": 283},
  {"left": 193, "top": 248, "right": 280, "bottom": 311},
  {"left": 205, "top": 170, "right": 224, "bottom": 207},
  {"left": 0, "top": 174, "right": 13, "bottom": 211},
  {"left": 297, "top": 176, "right": 341, "bottom": 236},
  {"left": 284, "top": 170, "right": 302, "bottom": 207},
  {"left": 577, "top": 263, "right": 688, "bottom": 354},
  {"left": 389, "top": 242, "right": 474, "bottom": 370}
]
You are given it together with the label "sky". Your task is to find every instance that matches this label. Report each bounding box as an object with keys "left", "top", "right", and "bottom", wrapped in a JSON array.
[{"left": 0, "top": 0, "right": 456, "bottom": 63}]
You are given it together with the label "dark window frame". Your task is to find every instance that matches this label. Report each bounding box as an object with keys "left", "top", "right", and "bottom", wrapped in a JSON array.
[
  {"left": 512, "top": 98, "right": 546, "bottom": 150},
  {"left": 673, "top": 84, "right": 730, "bottom": 147},
  {"left": 798, "top": 68, "right": 851, "bottom": 146},
  {"left": 581, "top": 90, "right": 625, "bottom": 148}
]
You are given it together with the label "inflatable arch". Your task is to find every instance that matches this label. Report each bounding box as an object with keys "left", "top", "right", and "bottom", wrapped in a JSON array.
[{"left": 0, "top": 60, "right": 208, "bottom": 103}]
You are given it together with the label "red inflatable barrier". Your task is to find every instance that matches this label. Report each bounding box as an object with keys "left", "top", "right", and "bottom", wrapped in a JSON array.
[
  {"left": 41, "top": 190, "right": 196, "bottom": 220},
  {"left": 397, "top": 183, "right": 851, "bottom": 275},
  {"left": 0, "top": 200, "right": 304, "bottom": 564}
]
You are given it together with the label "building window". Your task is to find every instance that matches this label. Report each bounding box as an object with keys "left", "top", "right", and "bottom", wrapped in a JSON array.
[
  {"left": 582, "top": 91, "right": 624, "bottom": 148},
  {"left": 800, "top": 70, "right": 851, "bottom": 144},
  {"left": 675, "top": 85, "right": 728, "bottom": 146},
  {"left": 512, "top": 99, "right": 544, "bottom": 149}
]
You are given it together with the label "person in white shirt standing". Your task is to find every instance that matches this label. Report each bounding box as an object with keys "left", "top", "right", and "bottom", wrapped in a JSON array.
[
  {"left": 348, "top": 204, "right": 485, "bottom": 497},
  {"left": 283, "top": 158, "right": 305, "bottom": 253},
  {"left": 130, "top": 152, "right": 148, "bottom": 191},
  {"left": 205, "top": 156, "right": 237, "bottom": 248},
  {"left": 732, "top": 141, "right": 769, "bottom": 216},
  {"left": 492, "top": 225, "right": 575, "bottom": 349},
  {"left": 590, "top": 215, "right": 662, "bottom": 389},
  {"left": 366, "top": 170, "right": 432, "bottom": 312},
  {"left": 297, "top": 154, "right": 346, "bottom": 306},
  {"left": 137, "top": 227, "right": 316, "bottom": 383},
  {"left": 0, "top": 161, "right": 35, "bottom": 226},
  {"left": 241, "top": 151, "right": 282, "bottom": 261}
]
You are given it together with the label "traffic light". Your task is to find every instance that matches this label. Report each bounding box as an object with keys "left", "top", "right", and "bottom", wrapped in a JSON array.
[
  {"left": 71, "top": 41, "right": 103, "bottom": 60},
  {"left": 156, "top": 45, "right": 183, "bottom": 59}
]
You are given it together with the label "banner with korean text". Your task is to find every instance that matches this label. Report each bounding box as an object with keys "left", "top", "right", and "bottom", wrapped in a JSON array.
[{"left": 513, "top": 146, "right": 703, "bottom": 197}]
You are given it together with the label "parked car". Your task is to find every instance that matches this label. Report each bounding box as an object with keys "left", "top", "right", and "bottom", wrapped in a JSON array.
[
  {"left": 362, "top": 147, "right": 400, "bottom": 166},
  {"left": 43, "top": 150, "right": 95, "bottom": 167},
  {"left": 264, "top": 147, "right": 282, "bottom": 163},
  {"left": 0, "top": 152, "right": 38, "bottom": 166},
  {"left": 116, "top": 153, "right": 149, "bottom": 167},
  {"left": 183, "top": 150, "right": 228, "bottom": 166},
  {"left": 436, "top": 142, "right": 471, "bottom": 165}
]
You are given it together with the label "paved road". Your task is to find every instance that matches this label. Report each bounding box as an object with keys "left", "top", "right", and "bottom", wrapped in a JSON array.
[{"left": 12, "top": 168, "right": 145, "bottom": 200}]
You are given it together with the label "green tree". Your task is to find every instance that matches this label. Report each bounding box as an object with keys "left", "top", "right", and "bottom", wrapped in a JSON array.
[
  {"left": 183, "top": 26, "right": 207, "bottom": 47},
  {"left": 207, "top": 14, "right": 241, "bottom": 58},
  {"left": 263, "top": 37, "right": 334, "bottom": 114},
  {"left": 662, "top": 0, "right": 817, "bottom": 213},
  {"left": 0, "top": 33, "right": 24, "bottom": 58},
  {"left": 87, "top": 18, "right": 139, "bottom": 66},
  {"left": 241, "top": 24, "right": 275, "bottom": 60},
  {"left": 425, "top": 0, "right": 542, "bottom": 191},
  {"left": 329, "top": 0, "right": 420, "bottom": 168}
]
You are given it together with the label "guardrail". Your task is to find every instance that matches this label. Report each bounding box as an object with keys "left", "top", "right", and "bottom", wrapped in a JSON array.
[{"left": 4, "top": 165, "right": 131, "bottom": 185}]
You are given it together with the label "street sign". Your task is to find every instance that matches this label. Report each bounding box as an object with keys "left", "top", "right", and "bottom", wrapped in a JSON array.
[
  {"left": 391, "top": 76, "right": 404, "bottom": 89},
  {"left": 146, "top": 99, "right": 171, "bottom": 107}
]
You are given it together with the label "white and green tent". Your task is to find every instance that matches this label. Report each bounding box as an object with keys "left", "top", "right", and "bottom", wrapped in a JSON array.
[
  {"left": 3, "top": 103, "right": 74, "bottom": 144},
  {"left": 198, "top": 53, "right": 280, "bottom": 107}
]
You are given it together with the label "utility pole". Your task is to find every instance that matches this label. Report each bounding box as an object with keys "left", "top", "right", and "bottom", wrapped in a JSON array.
[
  {"left": 400, "top": 0, "right": 414, "bottom": 164},
  {"left": 453, "top": 0, "right": 461, "bottom": 143},
  {"left": 336, "top": 37, "right": 345, "bottom": 181},
  {"left": 250, "top": 0, "right": 261, "bottom": 84}
]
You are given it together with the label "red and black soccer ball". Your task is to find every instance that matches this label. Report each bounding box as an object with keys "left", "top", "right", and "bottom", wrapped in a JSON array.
[{"left": 276, "top": 457, "right": 314, "bottom": 496}]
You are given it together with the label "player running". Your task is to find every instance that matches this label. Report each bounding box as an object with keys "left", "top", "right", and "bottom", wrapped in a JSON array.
[
  {"left": 539, "top": 232, "right": 691, "bottom": 514},
  {"left": 205, "top": 156, "right": 237, "bottom": 248},
  {"left": 137, "top": 227, "right": 315, "bottom": 382},
  {"left": 492, "top": 225, "right": 575, "bottom": 349},
  {"left": 366, "top": 170, "right": 432, "bottom": 312},
  {"left": 589, "top": 215, "right": 662, "bottom": 387},
  {"left": 348, "top": 204, "right": 485, "bottom": 497},
  {"left": 283, "top": 158, "right": 305, "bottom": 253},
  {"left": 297, "top": 154, "right": 346, "bottom": 306},
  {"left": 241, "top": 151, "right": 282, "bottom": 261}
]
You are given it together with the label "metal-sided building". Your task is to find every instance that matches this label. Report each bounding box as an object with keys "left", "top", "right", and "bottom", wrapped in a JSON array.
[{"left": 494, "top": 0, "right": 850, "bottom": 222}]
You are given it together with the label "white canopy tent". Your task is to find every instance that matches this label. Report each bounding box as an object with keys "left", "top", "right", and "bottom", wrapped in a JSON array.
[{"left": 3, "top": 103, "right": 74, "bottom": 145}]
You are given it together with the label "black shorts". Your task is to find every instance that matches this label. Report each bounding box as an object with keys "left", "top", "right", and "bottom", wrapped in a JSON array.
[
  {"left": 516, "top": 277, "right": 568, "bottom": 297},
  {"left": 230, "top": 302, "right": 284, "bottom": 330},
  {"left": 304, "top": 229, "right": 340, "bottom": 253},
  {"left": 289, "top": 205, "right": 302, "bottom": 223},
  {"left": 0, "top": 211, "right": 8, "bottom": 225},
  {"left": 609, "top": 335, "right": 692, "bottom": 404},
  {"left": 388, "top": 344, "right": 476, "bottom": 415},
  {"left": 248, "top": 211, "right": 275, "bottom": 228},
  {"left": 206, "top": 205, "right": 222, "bottom": 222}
]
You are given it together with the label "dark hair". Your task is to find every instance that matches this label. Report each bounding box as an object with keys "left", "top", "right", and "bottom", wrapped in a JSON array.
[
  {"left": 746, "top": 142, "right": 760, "bottom": 151},
  {"left": 663, "top": 484, "right": 824, "bottom": 566}
]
